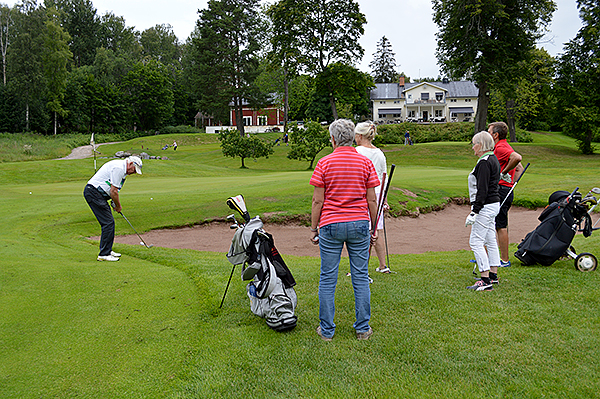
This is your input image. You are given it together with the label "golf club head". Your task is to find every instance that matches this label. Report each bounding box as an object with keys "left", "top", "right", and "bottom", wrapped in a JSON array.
[
  {"left": 591, "top": 188, "right": 600, "bottom": 195},
  {"left": 226, "top": 213, "right": 236, "bottom": 221},
  {"left": 230, "top": 224, "right": 238, "bottom": 229},
  {"left": 227, "top": 195, "right": 250, "bottom": 222}
]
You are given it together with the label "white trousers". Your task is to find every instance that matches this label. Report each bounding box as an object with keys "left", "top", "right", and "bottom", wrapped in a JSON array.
[{"left": 469, "top": 203, "right": 501, "bottom": 273}]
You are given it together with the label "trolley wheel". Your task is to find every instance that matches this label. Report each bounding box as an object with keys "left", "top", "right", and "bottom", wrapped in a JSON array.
[{"left": 574, "top": 252, "right": 598, "bottom": 272}]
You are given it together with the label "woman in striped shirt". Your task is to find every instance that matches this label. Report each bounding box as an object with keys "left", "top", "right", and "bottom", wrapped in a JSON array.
[{"left": 310, "top": 119, "right": 380, "bottom": 341}]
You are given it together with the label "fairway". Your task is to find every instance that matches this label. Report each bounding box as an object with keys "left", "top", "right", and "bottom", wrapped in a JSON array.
[{"left": 1, "top": 132, "right": 600, "bottom": 398}]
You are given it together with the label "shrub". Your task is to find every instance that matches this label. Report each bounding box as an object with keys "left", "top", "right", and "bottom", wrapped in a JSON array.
[
  {"left": 372, "top": 123, "right": 534, "bottom": 145},
  {"left": 373, "top": 122, "right": 474, "bottom": 145}
]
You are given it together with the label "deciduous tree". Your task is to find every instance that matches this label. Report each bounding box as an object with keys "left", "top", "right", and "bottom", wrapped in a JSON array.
[
  {"left": 287, "top": 121, "right": 329, "bottom": 169},
  {"left": 140, "top": 24, "right": 181, "bottom": 66},
  {"left": 121, "top": 60, "right": 174, "bottom": 130},
  {"left": 270, "top": 0, "right": 366, "bottom": 120},
  {"left": 433, "top": 0, "right": 555, "bottom": 132},
  {"left": 555, "top": 0, "right": 600, "bottom": 154},
  {"left": 0, "top": 4, "right": 13, "bottom": 86},
  {"left": 218, "top": 129, "right": 274, "bottom": 168},
  {"left": 307, "top": 62, "right": 374, "bottom": 122}
]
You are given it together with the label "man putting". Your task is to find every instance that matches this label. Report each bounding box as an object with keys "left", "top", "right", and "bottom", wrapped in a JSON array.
[
  {"left": 84, "top": 156, "right": 143, "bottom": 261},
  {"left": 488, "top": 122, "right": 524, "bottom": 267}
]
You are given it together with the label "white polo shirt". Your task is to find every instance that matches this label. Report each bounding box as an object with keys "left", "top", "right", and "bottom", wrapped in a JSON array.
[{"left": 87, "top": 159, "right": 128, "bottom": 197}]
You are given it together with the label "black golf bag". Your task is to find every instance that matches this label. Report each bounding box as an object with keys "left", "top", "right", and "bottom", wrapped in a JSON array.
[
  {"left": 226, "top": 216, "right": 298, "bottom": 332},
  {"left": 515, "top": 189, "right": 594, "bottom": 267}
]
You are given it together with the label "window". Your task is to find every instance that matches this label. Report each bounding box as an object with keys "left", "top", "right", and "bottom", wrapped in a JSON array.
[
  {"left": 257, "top": 116, "right": 267, "bottom": 126},
  {"left": 394, "top": 100, "right": 401, "bottom": 104},
  {"left": 421, "top": 93, "right": 429, "bottom": 100},
  {"left": 450, "top": 99, "right": 457, "bottom": 103},
  {"left": 465, "top": 98, "right": 471, "bottom": 102},
  {"left": 408, "top": 94, "right": 412, "bottom": 99},
  {"left": 243, "top": 116, "right": 252, "bottom": 126},
  {"left": 380, "top": 101, "right": 386, "bottom": 104},
  {"left": 408, "top": 110, "right": 416, "bottom": 118},
  {"left": 435, "top": 110, "right": 443, "bottom": 117},
  {"left": 435, "top": 92, "right": 443, "bottom": 101}
]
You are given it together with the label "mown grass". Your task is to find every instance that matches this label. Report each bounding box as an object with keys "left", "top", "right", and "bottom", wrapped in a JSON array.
[{"left": 1, "top": 130, "right": 599, "bottom": 398}]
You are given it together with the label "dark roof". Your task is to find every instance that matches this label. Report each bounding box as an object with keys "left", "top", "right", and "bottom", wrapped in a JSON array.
[{"left": 371, "top": 81, "right": 478, "bottom": 100}]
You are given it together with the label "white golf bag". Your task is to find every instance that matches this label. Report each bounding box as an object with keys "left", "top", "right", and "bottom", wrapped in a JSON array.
[{"left": 226, "top": 215, "right": 298, "bottom": 332}]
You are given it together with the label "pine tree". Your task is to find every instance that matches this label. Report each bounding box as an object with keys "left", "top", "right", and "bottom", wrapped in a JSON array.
[{"left": 369, "top": 36, "right": 397, "bottom": 83}]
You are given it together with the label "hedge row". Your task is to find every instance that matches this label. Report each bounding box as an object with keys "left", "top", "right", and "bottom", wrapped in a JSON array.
[{"left": 372, "top": 122, "right": 532, "bottom": 145}]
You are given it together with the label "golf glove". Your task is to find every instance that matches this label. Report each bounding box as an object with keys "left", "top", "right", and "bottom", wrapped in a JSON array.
[
  {"left": 465, "top": 212, "right": 477, "bottom": 226},
  {"left": 500, "top": 172, "right": 512, "bottom": 184}
]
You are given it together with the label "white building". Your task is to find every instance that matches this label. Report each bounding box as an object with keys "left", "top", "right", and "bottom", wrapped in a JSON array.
[{"left": 371, "top": 77, "right": 479, "bottom": 123}]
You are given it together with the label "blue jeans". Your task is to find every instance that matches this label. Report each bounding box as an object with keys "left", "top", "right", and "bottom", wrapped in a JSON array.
[{"left": 318, "top": 220, "right": 371, "bottom": 338}]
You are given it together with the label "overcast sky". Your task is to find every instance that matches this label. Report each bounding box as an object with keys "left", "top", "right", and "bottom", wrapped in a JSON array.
[{"left": 8, "top": 0, "right": 584, "bottom": 79}]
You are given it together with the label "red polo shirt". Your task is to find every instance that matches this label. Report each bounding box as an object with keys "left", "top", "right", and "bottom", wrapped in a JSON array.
[
  {"left": 310, "top": 146, "right": 380, "bottom": 228},
  {"left": 494, "top": 139, "right": 515, "bottom": 188}
]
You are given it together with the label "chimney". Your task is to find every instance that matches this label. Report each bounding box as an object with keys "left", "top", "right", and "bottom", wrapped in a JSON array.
[{"left": 399, "top": 76, "right": 405, "bottom": 86}]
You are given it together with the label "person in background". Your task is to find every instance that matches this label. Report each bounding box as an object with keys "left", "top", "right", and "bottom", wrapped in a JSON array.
[
  {"left": 310, "top": 119, "right": 380, "bottom": 341},
  {"left": 488, "top": 121, "right": 524, "bottom": 267},
  {"left": 465, "top": 131, "right": 501, "bottom": 291},
  {"left": 355, "top": 121, "right": 390, "bottom": 273},
  {"left": 83, "top": 156, "right": 143, "bottom": 261},
  {"left": 173, "top": 141, "right": 178, "bottom": 151}
]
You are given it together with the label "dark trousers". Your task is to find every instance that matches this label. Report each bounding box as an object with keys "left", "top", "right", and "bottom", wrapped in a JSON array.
[{"left": 84, "top": 184, "right": 114, "bottom": 256}]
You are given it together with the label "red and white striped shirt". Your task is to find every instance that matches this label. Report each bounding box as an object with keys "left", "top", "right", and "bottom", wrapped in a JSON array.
[{"left": 310, "top": 146, "right": 380, "bottom": 228}]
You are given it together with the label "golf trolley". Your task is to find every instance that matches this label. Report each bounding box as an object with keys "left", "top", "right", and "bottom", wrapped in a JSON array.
[
  {"left": 515, "top": 187, "right": 600, "bottom": 272},
  {"left": 220, "top": 195, "right": 298, "bottom": 332}
]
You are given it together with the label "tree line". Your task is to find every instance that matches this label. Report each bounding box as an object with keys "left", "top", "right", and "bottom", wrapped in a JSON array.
[{"left": 0, "top": 0, "right": 598, "bottom": 153}]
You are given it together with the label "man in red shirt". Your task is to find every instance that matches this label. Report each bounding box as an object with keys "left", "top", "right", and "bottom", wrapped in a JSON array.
[
  {"left": 310, "top": 119, "right": 380, "bottom": 341},
  {"left": 488, "top": 122, "right": 524, "bottom": 267}
]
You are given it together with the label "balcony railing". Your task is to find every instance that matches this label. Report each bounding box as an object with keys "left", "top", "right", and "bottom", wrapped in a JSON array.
[{"left": 406, "top": 99, "right": 446, "bottom": 105}]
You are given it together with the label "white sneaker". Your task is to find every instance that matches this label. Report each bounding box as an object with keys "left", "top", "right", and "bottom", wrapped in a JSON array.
[
  {"left": 98, "top": 255, "right": 120, "bottom": 261},
  {"left": 111, "top": 251, "right": 121, "bottom": 257}
]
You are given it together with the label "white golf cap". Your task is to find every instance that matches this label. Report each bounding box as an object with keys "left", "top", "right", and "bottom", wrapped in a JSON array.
[{"left": 128, "top": 156, "right": 143, "bottom": 174}]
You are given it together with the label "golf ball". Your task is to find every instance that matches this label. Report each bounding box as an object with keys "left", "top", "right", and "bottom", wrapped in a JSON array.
[
  {"left": 150, "top": 198, "right": 153, "bottom": 200},
  {"left": 140, "top": 241, "right": 145, "bottom": 246},
  {"left": 29, "top": 192, "right": 32, "bottom": 194}
]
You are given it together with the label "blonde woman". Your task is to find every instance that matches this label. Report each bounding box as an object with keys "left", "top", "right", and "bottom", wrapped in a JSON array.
[
  {"left": 466, "top": 131, "right": 501, "bottom": 291},
  {"left": 355, "top": 121, "right": 390, "bottom": 273}
]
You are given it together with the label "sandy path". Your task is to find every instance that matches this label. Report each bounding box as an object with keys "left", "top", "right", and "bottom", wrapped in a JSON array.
[{"left": 58, "top": 142, "right": 120, "bottom": 160}]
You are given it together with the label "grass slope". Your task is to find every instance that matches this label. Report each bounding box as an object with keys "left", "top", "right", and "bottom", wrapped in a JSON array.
[{"left": 0, "top": 131, "right": 599, "bottom": 398}]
